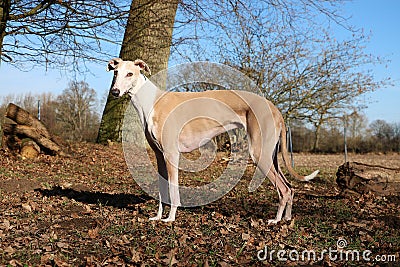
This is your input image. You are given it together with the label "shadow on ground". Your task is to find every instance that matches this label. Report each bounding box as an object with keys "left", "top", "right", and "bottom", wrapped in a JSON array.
[{"left": 35, "top": 186, "right": 152, "bottom": 210}]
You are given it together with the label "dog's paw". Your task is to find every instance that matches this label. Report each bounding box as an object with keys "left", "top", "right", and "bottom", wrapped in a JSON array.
[
  {"left": 267, "top": 219, "right": 280, "bottom": 224},
  {"left": 149, "top": 216, "right": 162, "bottom": 221},
  {"left": 161, "top": 217, "right": 175, "bottom": 223},
  {"left": 283, "top": 216, "right": 292, "bottom": 221}
]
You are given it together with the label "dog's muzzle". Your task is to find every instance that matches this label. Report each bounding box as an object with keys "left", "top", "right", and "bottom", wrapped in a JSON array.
[{"left": 111, "top": 88, "right": 120, "bottom": 97}]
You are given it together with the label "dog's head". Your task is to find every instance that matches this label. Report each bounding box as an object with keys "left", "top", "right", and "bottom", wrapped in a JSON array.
[{"left": 106, "top": 58, "right": 151, "bottom": 97}]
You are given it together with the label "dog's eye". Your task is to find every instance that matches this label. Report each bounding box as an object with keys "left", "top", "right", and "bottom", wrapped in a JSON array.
[{"left": 126, "top": 72, "right": 133, "bottom": 77}]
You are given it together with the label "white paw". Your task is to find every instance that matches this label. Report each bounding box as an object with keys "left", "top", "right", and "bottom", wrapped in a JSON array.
[
  {"left": 161, "top": 217, "right": 175, "bottom": 223},
  {"left": 149, "top": 216, "right": 162, "bottom": 221},
  {"left": 268, "top": 219, "right": 280, "bottom": 224}
]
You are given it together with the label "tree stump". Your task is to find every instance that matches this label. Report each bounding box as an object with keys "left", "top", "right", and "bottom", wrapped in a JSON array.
[
  {"left": 336, "top": 161, "right": 400, "bottom": 195},
  {"left": 2, "top": 103, "right": 68, "bottom": 157}
]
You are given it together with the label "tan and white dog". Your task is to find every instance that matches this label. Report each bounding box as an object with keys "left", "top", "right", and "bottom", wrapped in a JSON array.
[{"left": 107, "top": 58, "right": 319, "bottom": 223}]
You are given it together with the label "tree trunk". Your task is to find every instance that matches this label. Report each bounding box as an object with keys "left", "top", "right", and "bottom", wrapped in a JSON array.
[
  {"left": 3, "top": 103, "right": 67, "bottom": 156},
  {"left": 0, "top": 0, "right": 11, "bottom": 60},
  {"left": 313, "top": 123, "right": 321, "bottom": 152},
  {"left": 336, "top": 161, "right": 400, "bottom": 195},
  {"left": 97, "top": 0, "right": 179, "bottom": 144}
]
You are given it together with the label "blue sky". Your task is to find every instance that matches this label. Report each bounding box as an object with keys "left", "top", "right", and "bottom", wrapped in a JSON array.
[
  {"left": 338, "top": 0, "right": 400, "bottom": 123},
  {"left": 0, "top": 0, "right": 399, "bottom": 123}
]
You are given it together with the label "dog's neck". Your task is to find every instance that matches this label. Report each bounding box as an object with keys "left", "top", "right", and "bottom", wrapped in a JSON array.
[{"left": 130, "top": 74, "right": 163, "bottom": 127}]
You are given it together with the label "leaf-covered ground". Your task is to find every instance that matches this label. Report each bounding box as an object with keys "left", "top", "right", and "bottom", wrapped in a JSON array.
[{"left": 0, "top": 143, "right": 399, "bottom": 266}]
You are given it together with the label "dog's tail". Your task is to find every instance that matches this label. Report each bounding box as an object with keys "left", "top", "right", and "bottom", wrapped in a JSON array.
[{"left": 280, "top": 119, "right": 319, "bottom": 181}]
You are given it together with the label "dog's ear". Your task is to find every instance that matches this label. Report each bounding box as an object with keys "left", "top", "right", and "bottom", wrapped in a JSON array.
[
  {"left": 134, "top": 59, "right": 151, "bottom": 75},
  {"left": 107, "top": 58, "right": 123, "bottom": 71}
]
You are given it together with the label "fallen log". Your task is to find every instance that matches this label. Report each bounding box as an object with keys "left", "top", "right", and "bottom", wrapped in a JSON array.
[
  {"left": 336, "top": 161, "right": 400, "bottom": 195},
  {"left": 20, "top": 138, "right": 41, "bottom": 159},
  {"left": 2, "top": 103, "right": 67, "bottom": 157},
  {"left": 6, "top": 103, "right": 52, "bottom": 138}
]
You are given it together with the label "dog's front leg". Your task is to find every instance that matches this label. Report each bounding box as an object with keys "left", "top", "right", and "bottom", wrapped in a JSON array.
[
  {"left": 149, "top": 192, "right": 164, "bottom": 221},
  {"left": 162, "top": 152, "right": 181, "bottom": 222},
  {"left": 149, "top": 150, "right": 170, "bottom": 221},
  {"left": 149, "top": 176, "right": 169, "bottom": 221}
]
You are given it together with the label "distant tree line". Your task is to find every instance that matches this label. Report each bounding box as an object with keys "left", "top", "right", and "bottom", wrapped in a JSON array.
[
  {"left": 291, "top": 115, "right": 400, "bottom": 154},
  {"left": 0, "top": 81, "right": 100, "bottom": 142}
]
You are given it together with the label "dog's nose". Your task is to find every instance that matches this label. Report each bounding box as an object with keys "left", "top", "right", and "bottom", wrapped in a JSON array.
[{"left": 111, "top": 88, "right": 120, "bottom": 97}]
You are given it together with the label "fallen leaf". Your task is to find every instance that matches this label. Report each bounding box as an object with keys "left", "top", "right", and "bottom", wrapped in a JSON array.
[
  {"left": 348, "top": 221, "right": 367, "bottom": 228},
  {"left": 84, "top": 204, "right": 93, "bottom": 214},
  {"left": 289, "top": 218, "right": 296, "bottom": 229},
  {"left": 88, "top": 227, "right": 99, "bottom": 239},
  {"left": 56, "top": 242, "right": 70, "bottom": 249},
  {"left": 43, "top": 246, "right": 53, "bottom": 252},
  {"left": 61, "top": 182, "right": 73, "bottom": 189},
  {"left": 218, "top": 261, "right": 230, "bottom": 267},
  {"left": 54, "top": 256, "right": 70, "bottom": 267},
  {"left": 178, "top": 234, "right": 188, "bottom": 246},
  {"left": 162, "top": 248, "right": 179, "bottom": 266},
  {"left": 22, "top": 203, "right": 32, "bottom": 212},
  {"left": 2, "top": 219, "right": 11, "bottom": 230},
  {"left": 250, "top": 218, "right": 259, "bottom": 228},
  {"left": 130, "top": 247, "right": 141, "bottom": 263},
  {"left": 41, "top": 254, "right": 53, "bottom": 265},
  {"left": 119, "top": 235, "right": 130, "bottom": 245},
  {"left": 220, "top": 228, "right": 229, "bottom": 235},
  {"left": 241, "top": 233, "right": 250, "bottom": 241},
  {"left": 8, "top": 259, "right": 23, "bottom": 266},
  {"left": 4, "top": 246, "right": 15, "bottom": 255}
]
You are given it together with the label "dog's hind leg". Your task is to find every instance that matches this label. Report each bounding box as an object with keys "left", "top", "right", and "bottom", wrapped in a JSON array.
[
  {"left": 250, "top": 137, "right": 293, "bottom": 224},
  {"left": 273, "top": 144, "right": 294, "bottom": 221},
  {"left": 276, "top": 161, "right": 295, "bottom": 221},
  {"left": 266, "top": 165, "right": 293, "bottom": 224},
  {"left": 283, "top": 188, "right": 295, "bottom": 221}
]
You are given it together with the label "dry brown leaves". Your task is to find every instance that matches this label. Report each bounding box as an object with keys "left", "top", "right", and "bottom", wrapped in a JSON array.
[{"left": 0, "top": 144, "right": 399, "bottom": 266}]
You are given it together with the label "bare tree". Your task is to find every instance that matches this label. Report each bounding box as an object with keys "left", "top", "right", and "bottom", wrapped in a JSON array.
[
  {"left": 393, "top": 122, "right": 400, "bottom": 152},
  {"left": 345, "top": 111, "right": 368, "bottom": 152},
  {"left": 180, "top": 1, "right": 388, "bottom": 151},
  {"left": 369, "top": 119, "right": 396, "bottom": 152},
  {"left": 55, "top": 81, "right": 99, "bottom": 141},
  {"left": 0, "top": 0, "right": 129, "bottom": 70}
]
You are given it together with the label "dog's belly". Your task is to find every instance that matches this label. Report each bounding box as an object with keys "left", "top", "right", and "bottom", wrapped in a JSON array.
[{"left": 178, "top": 119, "right": 242, "bottom": 153}]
